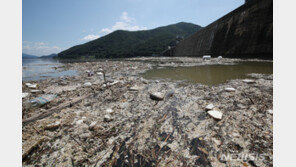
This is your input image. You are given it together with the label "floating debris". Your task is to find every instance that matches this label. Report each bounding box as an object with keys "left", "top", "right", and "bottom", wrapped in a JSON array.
[
  {"left": 207, "top": 110, "right": 223, "bottom": 120},
  {"left": 205, "top": 103, "right": 214, "bottom": 111},
  {"left": 243, "top": 79, "right": 256, "bottom": 84},
  {"left": 22, "top": 93, "right": 29, "bottom": 98},
  {"left": 149, "top": 92, "right": 164, "bottom": 101},
  {"left": 225, "top": 87, "right": 236, "bottom": 92}
]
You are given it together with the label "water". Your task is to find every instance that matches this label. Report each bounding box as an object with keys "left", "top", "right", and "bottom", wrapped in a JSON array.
[
  {"left": 142, "top": 61, "right": 273, "bottom": 85},
  {"left": 22, "top": 59, "right": 77, "bottom": 81}
]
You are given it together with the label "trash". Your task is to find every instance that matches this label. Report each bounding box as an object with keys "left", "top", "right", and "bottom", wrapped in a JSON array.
[
  {"left": 108, "top": 80, "right": 119, "bottom": 86},
  {"left": 129, "top": 85, "right": 144, "bottom": 91},
  {"left": 207, "top": 110, "right": 223, "bottom": 120},
  {"left": 30, "top": 90, "right": 41, "bottom": 93},
  {"left": 22, "top": 93, "right": 29, "bottom": 98},
  {"left": 225, "top": 87, "right": 236, "bottom": 92},
  {"left": 104, "top": 114, "right": 113, "bottom": 122},
  {"left": 205, "top": 104, "right": 214, "bottom": 111},
  {"left": 24, "top": 94, "right": 57, "bottom": 109},
  {"left": 243, "top": 79, "right": 256, "bottom": 84},
  {"left": 165, "top": 90, "right": 175, "bottom": 98},
  {"left": 83, "top": 82, "right": 92, "bottom": 87},
  {"left": 44, "top": 121, "right": 61, "bottom": 130},
  {"left": 267, "top": 109, "right": 273, "bottom": 114},
  {"left": 150, "top": 92, "right": 164, "bottom": 101},
  {"left": 106, "top": 108, "right": 114, "bottom": 114},
  {"left": 44, "top": 85, "right": 78, "bottom": 94},
  {"left": 218, "top": 56, "right": 223, "bottom": 59},
  {"left": 26, "top": 83, "right": 37, "bottom": 89},
  {"left": 87, "top": 72, "right": 94, "bottom": 77},
  {"left": 212, "top": 138, "right": 222, "bottom": 146},
  {"left": 203, "top": 55, "right": 211, "bottom": 60}
]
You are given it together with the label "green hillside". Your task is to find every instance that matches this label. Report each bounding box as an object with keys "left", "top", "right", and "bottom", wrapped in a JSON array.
[{"left": 58, "top": 22, "right": 202, "bottom": 59}]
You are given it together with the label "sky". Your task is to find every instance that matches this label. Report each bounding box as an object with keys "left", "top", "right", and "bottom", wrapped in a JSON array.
[{"left": 23, "top": 0, "right": 244, "bottom": 56}]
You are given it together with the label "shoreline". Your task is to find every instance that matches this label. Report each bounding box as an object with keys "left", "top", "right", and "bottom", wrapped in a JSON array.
[{"left": 22, "top": 57, "right": 273, "bottom": 166}]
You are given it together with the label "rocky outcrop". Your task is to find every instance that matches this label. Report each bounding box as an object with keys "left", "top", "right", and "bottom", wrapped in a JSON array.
[{"left": 164, "top": 0, "right": 273, "bottom": 59}]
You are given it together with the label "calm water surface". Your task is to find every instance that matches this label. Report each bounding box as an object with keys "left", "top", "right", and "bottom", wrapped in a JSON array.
[
  {"left": 143, "top": 61, "right": 273, "bottom": 85},
  {"left": 22, "top": 59, "right": 77, "bottom": 81}
]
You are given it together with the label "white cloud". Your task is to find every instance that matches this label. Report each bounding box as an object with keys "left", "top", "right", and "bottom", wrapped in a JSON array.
[
  {"left": 120, "top": 11, "right": 134, "bottom": 22},
  {"left": 82, "top": 34, "right": 100, "bottom": 41},
  {"left": 100, "top": 12, "right": 147, "bottom": 35},
  {"left": 22, "top": 41, "right": 63, "bottom": 56}
]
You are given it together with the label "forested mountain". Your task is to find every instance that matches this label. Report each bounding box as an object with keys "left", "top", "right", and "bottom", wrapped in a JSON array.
[{"left": 58, "top": 22, "right": 202, "bottom": 59}]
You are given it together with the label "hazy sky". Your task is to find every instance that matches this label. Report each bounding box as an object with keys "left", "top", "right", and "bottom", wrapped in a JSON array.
[{"left": 23, "top": 0, "right": 244, "bottom": 56}]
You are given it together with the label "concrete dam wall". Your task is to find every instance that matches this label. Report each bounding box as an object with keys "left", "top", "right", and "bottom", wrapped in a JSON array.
[{"left": 167, "top": 0, "right": 273, "bottom": 59}]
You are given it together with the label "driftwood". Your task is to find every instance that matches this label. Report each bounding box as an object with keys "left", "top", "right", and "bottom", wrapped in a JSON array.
[
  {"left": 22, "top": 137, "right": 46, "bottom": 159},
  {"left": 23, "top": 95, "right": 89, "bottom": 125}
]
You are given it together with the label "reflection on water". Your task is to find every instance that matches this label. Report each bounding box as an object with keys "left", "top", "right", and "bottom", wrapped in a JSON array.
[
  {"left": 142, "top": 61, "right": 273, "bottom": 85},
  {"left": 22, "top": 59, "right": 77, "bottom": 81}
]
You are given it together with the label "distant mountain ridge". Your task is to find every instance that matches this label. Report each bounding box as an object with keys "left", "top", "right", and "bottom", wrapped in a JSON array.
[
  {"left": 40, "top": 53, "right": 58, "bottom": 59},
  {"left": 22, "top": 53, "right": 38, "bottom": 59},
  {"left": 58, "top": 22, "right": 202, "bottom": 59}
]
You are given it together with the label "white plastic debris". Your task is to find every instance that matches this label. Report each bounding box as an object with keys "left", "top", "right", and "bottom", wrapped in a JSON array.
[
  {"left": 30, "top": 90, "right": 41, "bottom": 93},
  {"left": 129, "top": 85, "right": 143, "bottom": 91},
  {"left": 104, "top": 115, "right": 112, "bottom": 122},
  {"left": 203, "top": 55, "right": 211, "bottom": 60},
  {"left": 83, "top": 82, "right": 92, "bottom": 87},
  {"left": 109, "top": 80, "right": 119, "bottom": 86},
  {"left": 22, "top": 93, "right": 29, "bottom": 98},
  {"left": 206, "top": 104, "right": 214, "bottom": 111},
  {"left": 150, "top": 92, "right": 164, "bottom": 101},
  {"left": 207, "top": 110, "right": 223, "bottom": 120},
  {"left": 267, "top": 109, "right": 273, "bottom": 114},
  {"left": 225, "top": 87, "right": 236, "bottom": 92},
  {"left": 243, "top": 79, "right": 256, "bottom": 84},
  {"left": 106, "top": 108, "right": 114, "bottom": 114},
  {"left": 26, "top": 83, "right": 37, "bottom": 89}
]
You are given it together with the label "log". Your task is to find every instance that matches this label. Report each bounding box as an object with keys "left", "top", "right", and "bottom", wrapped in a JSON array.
[
  {"left": 23, "top": 95, "right": 89, "bottom": 125},
  {"left": 22, "top": 136, "right": 46, "bottom": 159}
]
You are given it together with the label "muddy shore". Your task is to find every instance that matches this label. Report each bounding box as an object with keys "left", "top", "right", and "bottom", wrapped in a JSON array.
[{"left": 22, "top": 57, "right": 273, "bottom": 167}]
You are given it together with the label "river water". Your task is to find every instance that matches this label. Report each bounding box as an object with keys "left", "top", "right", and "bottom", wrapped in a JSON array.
[
  {"left": 143, "top": 61, "right": 273, "bottom": 85},
  {"left": 22, "top": 59, "right": 77, "bottom": 81}
]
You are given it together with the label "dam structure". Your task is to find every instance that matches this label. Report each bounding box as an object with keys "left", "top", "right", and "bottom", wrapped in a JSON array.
[{"left": 164, "top": 0, "right": 273, "bottom": 59}]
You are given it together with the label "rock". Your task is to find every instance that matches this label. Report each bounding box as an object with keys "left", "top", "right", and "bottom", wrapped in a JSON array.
[
  {"left": 205, "top": 104, "right": 214, "bottom": 111},
  {"left": 150, "top": 92, "right": 164, "bottom": 101},
  {"left": 106, "top": 108, "right": 114, "bottom": 114},
  {"left": 243, "top": 79, "right": 256, "bottom": 84},
  {"left": 97, "top": 72, "right": 103, "bottom": 75},
  {"left": 267, "top": 109, "right": 273, "bottom": 114},
  {"left": 207, "top": 110, "right": 223, "bottom": 120},
  {"left": 129, "top": 85, "right": 143, "bottom": 91},
  {"left": 225, "top": 87, "right": 236, "bottom": 92},
  {"left": 83, "top": 82, "right": 92, "bottom": 87},
  {"left": 104, "top": 115, "right": 113, "bottom": 122},
  {"left": 22, "top": 93, "right": 29, "bottom": 98}
]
